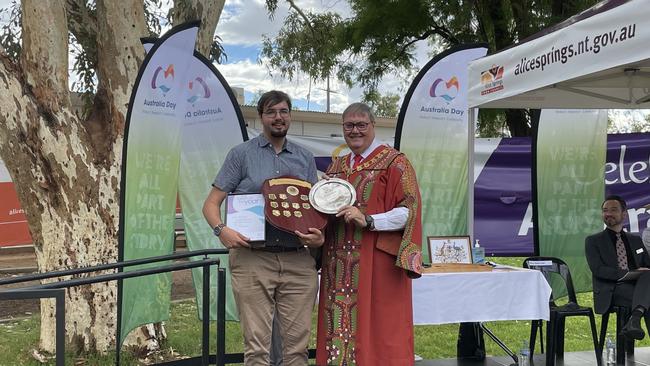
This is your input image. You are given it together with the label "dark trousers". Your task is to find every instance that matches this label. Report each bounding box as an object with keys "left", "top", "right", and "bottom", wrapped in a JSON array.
[{"left": 612, "top": 271, "right": 650, "bottom": 311}]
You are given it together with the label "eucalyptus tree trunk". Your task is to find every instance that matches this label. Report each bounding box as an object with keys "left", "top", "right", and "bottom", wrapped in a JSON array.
[{"left": 0, "top": 0, "right": 222, "bottom": 354}]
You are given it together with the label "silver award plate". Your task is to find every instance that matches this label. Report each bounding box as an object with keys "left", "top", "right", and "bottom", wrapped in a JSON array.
[{"left": 309, "top": 178, "right": 357, "bottom": 214}]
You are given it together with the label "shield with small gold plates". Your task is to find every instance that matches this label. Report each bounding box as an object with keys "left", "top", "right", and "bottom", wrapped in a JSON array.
[{"left": 261, "top": 176, "right": 327, "bottom": 234}]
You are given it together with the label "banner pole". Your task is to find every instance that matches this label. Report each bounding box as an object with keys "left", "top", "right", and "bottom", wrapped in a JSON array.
[{"left": 467, "top": 108, "right": 475, "bottom": 242}]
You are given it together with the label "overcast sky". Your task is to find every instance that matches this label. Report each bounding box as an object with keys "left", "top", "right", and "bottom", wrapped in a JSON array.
[
  {"left": 0, "top": 0, "right": 429, "bottom": 113},
  {"left": 215, "top": 0, "right": 429, "bottom": 112}
]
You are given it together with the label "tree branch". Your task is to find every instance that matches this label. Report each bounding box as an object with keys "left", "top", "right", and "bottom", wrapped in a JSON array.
[
  {"left": 66, "top": 0, "right": 98, "bottom": 46},
  {"left": 286, "top": 0, "right": 315, "bottom": 34}
]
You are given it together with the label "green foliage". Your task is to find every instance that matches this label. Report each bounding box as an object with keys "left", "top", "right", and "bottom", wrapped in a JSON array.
[
  {"left": 261, "top": 11, "right": 342, "bottom": 83},
  {"left": 263, "top": 0, "right": 600, "bottom": 136},
  {"left": 607, "top": 110, "right": 650, "bottom": 133},
  {"left": 209, "top": 34, "right": 227, "bottom": 64},
  {"left": 477, "top": 109, "right": 509, "bottom": 137},
  {"left": 362, "top": 90, "right": 400, "bottom": 117},
  {"left": 0, "top": 0, "right": 21, "bottom": 62},
  {"left": 144, "top": 0, "right": 167, "bottom": 36}
]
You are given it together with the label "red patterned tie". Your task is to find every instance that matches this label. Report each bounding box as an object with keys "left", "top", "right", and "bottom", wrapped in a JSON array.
[
  {"left": 615, "top": 232, "right": 629, "bottom": 270},
  {"left": 352, "top": 154, "right": 363, "bottom": 170}
]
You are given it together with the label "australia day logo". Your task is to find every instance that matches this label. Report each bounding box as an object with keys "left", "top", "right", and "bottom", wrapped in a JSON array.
[
  {"left": 143, "top": 64, "right": 177, "bottom": 111},
  {"left": 429, "top": 76, "right": 459, "bottom": 103},
  {"left": 420, "top": 75, "right": 464, "bottom": 117},
  {"left": 184, "top": 76, "right": 222, "bottom": 119},
  {"left": 186, "top": 77, "right": 211, "bottom": 104},
  {"left": 151, "top": 64, "right": 175, "bottom": 94}
]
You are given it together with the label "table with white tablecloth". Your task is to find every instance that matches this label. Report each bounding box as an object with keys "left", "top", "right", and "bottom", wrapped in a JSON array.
[
  {"left": 413, "top": 267, "right": 552, "bottom": 324},
  {"left": 412, "top": 267, "right": 552, "bottom": 361}
]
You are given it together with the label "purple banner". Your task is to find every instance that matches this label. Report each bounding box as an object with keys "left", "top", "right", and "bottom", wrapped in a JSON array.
[
  {"left": 605, "top": 133, "right": 650, "bottom": 233},
  {"left": 476, "top": 132, "right": 650, "bottom": 256},
  {"left": 474, "top": 138, "right": 532, "bottom": 255}
]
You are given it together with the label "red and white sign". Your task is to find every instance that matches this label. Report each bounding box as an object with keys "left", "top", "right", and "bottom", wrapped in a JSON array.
[{"left": 0, "top": 160, "right": 32, "bottom": 247}]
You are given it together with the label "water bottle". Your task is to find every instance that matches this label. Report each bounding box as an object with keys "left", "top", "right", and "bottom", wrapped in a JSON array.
[
  {"left": 605, "top": 334, "right": 616, "bottom": 365},
  {"left": 518, "top": 340, "right": 530, "bottom": 366},
  {"left": 473, "top": 239, "right": 485, "bottom": 264}
]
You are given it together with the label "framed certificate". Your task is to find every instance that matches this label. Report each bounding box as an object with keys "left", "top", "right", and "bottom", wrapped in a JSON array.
[{"left": 225, "top": 193, "right": 265, "bottom": 242}]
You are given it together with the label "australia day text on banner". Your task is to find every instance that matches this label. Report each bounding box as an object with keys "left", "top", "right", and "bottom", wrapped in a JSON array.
[
  {"left": 397, "top": 45, "right": 487, "bottom": 261},
  {"left": 119, "top": 23, "right": 199, "bottom": 345},
  {"left": 178, "top": 51, "right": 246, "bottom": 322}
]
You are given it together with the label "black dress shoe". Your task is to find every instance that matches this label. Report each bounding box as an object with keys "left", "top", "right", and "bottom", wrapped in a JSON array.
[{"left": 622, "top": 315, "right": 645, "bottom": 340}]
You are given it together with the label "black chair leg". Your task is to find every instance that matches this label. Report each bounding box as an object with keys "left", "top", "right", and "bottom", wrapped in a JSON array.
[
  {"left": 588, "top": 312, "right": 602, "bottom": 366},
  {"left": 599, "top": 312, "right": 610, "bottom": 357},
  {"left": 616, "top": 308, "right": 628, "bottom": 365},
  {"left": 531, "top": 324, "right": 540, "bottom": 358},
  {"left": 545, "top": 315, "right": 555, "bottom": 366},
  {"left": 530, "top": 320, "right": 538, "bottom": 357},
  {"left": 556, "top": 315, "right": 565, "bottom": 360}
]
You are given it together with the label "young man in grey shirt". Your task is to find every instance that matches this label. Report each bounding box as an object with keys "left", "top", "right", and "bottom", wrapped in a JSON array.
[{"left": 203, "top": 90, "right": 324, "bottom": 366}]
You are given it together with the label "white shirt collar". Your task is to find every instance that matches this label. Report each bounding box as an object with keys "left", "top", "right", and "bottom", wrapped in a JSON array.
[
  {"left": 357, "top": 138, "right": 382, "bottom": 159},
  {"left": 350, "top": 139, "right": 382, "bottom": 167}
]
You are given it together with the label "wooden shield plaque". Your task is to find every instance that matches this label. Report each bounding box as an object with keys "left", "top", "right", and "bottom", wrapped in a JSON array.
[{"left": 261, "top": 176, "right": 327, "bottom": 234}]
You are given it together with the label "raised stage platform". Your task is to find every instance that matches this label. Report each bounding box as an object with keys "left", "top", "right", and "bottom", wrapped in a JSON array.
[{"left": 414, "top": 347, "right": 650, "bottom": 365}]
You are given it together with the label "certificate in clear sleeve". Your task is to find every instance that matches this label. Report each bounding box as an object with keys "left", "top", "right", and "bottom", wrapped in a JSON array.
[{"left": 225, "top": 193, "right": 265, "bottom": 242}]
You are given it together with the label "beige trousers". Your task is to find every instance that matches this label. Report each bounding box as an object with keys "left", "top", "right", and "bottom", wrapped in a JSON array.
[{"left": 229, "top": 248, "right": 318, "bottom": 366}]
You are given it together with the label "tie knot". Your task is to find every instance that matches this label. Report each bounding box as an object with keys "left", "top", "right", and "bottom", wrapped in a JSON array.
[
  {"left": 352, "top": 154, "right": 363, "bottom": 169},
  {"left": 616, "top": 232, "right": 622, "bottom": 239}
]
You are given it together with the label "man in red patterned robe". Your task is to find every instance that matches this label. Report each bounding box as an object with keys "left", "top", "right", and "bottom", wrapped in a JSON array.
[{"left": 315, "top": 102, "right": 423, "bottom": 366}]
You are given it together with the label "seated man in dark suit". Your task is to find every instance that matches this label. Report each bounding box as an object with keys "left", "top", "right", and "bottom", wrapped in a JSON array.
[{"left": 585, "top": 195, "right": 650, "bottom": 340}]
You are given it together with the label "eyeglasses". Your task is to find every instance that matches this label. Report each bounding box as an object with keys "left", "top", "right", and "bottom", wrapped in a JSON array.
[
  {"left": 263, "top": 108, "right": 290, "bottom": 118},
  {"left": 342, "top": 121, "right": 371, "bottom": 131}
]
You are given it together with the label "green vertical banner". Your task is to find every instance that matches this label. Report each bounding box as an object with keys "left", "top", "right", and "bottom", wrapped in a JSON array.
[
  {"left": 536, "top": 109, "right": 607, "bottom": 293},
  {"left": 178, "top": 53, "right": 246, "bottom": 321},
  {"left": 118, "top": 23, "right": 199, "bottom": 345},
  {"left": 396, "top": 45, "right": 487, "bottom": 262}
]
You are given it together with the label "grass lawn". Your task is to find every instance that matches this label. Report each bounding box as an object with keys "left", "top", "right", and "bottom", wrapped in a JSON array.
[{"left": 1, "top": 257, "right": 649, "bottom": 365}]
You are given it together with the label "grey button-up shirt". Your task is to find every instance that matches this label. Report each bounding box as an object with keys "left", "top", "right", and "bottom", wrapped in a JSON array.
[{"left": 213, "top": 134, "right": 318, "bottom": 247}]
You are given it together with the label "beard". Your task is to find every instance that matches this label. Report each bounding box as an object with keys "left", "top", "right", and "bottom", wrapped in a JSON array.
[
  {"left": 604, "top": 216, "right": 621, "bottom": 226},
  {"left": 270, "top": 129, "right": 288, "bottom": 138}
]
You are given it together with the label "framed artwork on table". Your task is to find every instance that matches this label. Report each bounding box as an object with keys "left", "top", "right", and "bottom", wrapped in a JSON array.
[{"left": 427, "top": 236, "right": 473, "bottom": 264}]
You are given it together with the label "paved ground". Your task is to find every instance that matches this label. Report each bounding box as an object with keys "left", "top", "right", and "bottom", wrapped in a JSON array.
[{"left": 0, "top": 243, "right": 196, "bottom": 320}]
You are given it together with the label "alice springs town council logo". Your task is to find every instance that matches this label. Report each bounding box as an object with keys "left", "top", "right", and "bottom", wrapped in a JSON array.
[{"left": 480, "top": 64, "right": 504, "bottom": 96}]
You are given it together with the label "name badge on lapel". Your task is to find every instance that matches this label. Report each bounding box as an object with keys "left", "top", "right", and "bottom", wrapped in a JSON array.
[{"left": 636, "top": 248, "right": 644, "bottom": 254}]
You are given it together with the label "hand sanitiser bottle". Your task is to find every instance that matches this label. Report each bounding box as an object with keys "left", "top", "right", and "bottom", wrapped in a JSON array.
[
  {"left": 605, "top": 334, "right": 616, "bottom": 365},
  {"left": 473, "top": 239, "right": 485, "bottom": 264}
]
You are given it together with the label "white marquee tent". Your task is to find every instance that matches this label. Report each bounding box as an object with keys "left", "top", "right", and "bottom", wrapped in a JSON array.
[
  {"left": 463, "top": 0, "right": 649, "bottom": 293},
  {"left": 467, "top": 0, "right": 650, "bottom": 110},
  {"left": 464, "top": 0, "right": 650, "bottom": 237}
]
